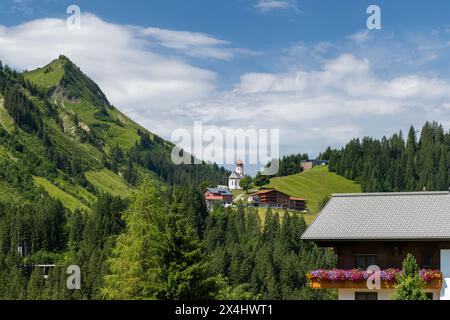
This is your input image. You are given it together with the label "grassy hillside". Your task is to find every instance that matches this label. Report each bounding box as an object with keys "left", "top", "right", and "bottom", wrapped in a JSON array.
[
  {"left": 0, "top": 96, "right": 14, "bottom": 132},
  {"left": 24, "top": 58, "right": 65, "bottom": 89},
  {"left": 33, "top": 176, "right": 91, "bottom": 212},
  {"left": 265, "top": 165, "right": 361, "bottom": 213},
  {"left": 85, "top": 169, "right": 131, "bottom": 197},
  {"left": 0, "top": 55, "right": 228, "bottom": 212}
]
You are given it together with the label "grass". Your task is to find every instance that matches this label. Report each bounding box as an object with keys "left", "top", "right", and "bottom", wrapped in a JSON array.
[
  {"left": 25, "top": 57, "right": 153, "bottom": 151},
  {"left": 33, "top": 176, "right": 91, "bottom": 212},
  {"left": 85, "top": 169, "right": 132, "bottom": 197},
  {"left": 231, "top": 189, "right": 244, "bottom": 197},
  {"left": 0, "top": 96, "right": 15, "bottom": 133},
  {"left": 63, "top": 100, "right": 141, "bottom": 150},
  {"left": 54, "top": 177, "right": 97, "bottom": 206},
  {"left": 24, "top": 59, "right": 65, "bottom": 89},
  {"left": 265, "top": 165, "right": 361, "bottom": 214}
]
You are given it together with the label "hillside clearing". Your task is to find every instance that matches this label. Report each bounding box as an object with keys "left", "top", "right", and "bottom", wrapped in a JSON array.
[
  {"left": 85, "top": 169, "right": 131, "bottom": 197},
  {"left": 265, "top": 165, "right": 361, "bottom": 214},
  {"left": 0, "top": 96, "right": 15, "bottom": 133},
  {"left": 33, "top": 176, "right": 91, "bottom": 212}
]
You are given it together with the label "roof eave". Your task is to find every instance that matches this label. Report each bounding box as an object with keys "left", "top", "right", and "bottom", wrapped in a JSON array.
[{"left": 301, "top": 237, "right": 450, "bottom": 242}]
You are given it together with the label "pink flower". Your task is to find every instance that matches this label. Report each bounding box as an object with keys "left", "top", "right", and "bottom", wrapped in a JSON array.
[{"left": 308, "top": 268, "right": 441, "bottom": 283}]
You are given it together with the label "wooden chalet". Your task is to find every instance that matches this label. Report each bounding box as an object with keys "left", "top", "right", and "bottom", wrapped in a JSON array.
[{"left": 301, "top": 191, "right": 450, "bottom": 300}]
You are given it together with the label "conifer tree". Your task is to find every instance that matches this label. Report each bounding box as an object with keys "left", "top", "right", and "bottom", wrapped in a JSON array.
[
  {"left": 103, "top": 179, "right": 217, "bottom": 300},
  {"left": 393, "top": 254, "right": 428, "bottom": 300}
]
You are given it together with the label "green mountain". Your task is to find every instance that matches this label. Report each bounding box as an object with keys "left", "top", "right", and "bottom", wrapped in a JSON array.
[
  {"left": 265, "top": 165, "right": 361, "bottom": 213},
  {"left": 0, "top": 55, "right": 228, "bottom": 211}
]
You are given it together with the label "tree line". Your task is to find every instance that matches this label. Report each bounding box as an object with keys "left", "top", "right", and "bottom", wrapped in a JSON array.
[
  {"left": 0, "top": 179, "right": 334, "bottom": 300},
  {"left": 321, "top": 122, "right": 450, "bottom": 192}
]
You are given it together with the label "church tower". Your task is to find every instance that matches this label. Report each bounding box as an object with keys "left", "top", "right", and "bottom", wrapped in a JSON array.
[
  {"left": 228, "top": 160, "right": 244, "bottom": 190},
  {"left": 236, "top": 159, "right": 243, "bottom": 175}
]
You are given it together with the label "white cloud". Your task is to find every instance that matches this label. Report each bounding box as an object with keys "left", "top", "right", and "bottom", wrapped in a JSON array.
[
  {"left": 254, "top": 0, "right": 298, "bottom": 13},
  {"left": 180, "top": 52, "right": 450, "bottom": 163},
  {"left": 347, "top": 30, "right": 371, "bottom": 43},
  {"left": 2, "top": 13, "right": 450, "bottom": 173},
  {"left": 0, "top": 13, "right": 218, "bottom": 134},
  {"left": 142, "top": 27, "right": 241, "bottom": 60}
]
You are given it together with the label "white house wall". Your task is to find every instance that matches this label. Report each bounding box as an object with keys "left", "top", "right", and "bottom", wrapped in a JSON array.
[{"left": 440, "top": 249, "right": 450, "bottom": 300}]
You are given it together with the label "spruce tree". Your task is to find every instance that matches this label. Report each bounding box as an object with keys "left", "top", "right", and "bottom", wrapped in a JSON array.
[
  {"left": 103, "top": 179, "right": 217, "bottom": 300},
  {"left": 393, "top": 254, "right": 428, "bottom": 300}
]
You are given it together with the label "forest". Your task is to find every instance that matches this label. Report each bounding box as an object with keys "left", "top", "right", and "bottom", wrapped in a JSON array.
[
  {"left": 321, "top": 122, "right": 450, "bottom": 192},
  {"left": 0, "top": 180, "right": 335, "bottom": 300},
  {"left": 0, "top": 59, "right": 333, "bottom": 299}
]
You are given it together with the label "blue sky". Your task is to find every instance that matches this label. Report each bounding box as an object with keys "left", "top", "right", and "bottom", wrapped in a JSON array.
[
  {"left": 4, "top": 0, "right": 450, "bottom": 86},
  {"left": 2, "top": 1, "right": 450, "bottom": 174}
]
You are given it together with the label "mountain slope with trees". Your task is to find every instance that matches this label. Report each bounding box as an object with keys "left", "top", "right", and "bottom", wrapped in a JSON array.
[
  {"left": 0, "top": 56, "right": 333, "bottom": 300},
  {"left": 321, "top": 122, "right": 450, "bottom": 192},
  {"left": 0, "top": 56, "right": 228, "bottom": 211}
]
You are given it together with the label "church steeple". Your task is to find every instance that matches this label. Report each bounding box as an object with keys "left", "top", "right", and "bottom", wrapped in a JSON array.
[{"left": 236, "top": 159, "right": 243, "bottom": 175}]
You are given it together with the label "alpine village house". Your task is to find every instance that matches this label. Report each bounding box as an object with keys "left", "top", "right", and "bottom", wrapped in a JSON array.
[
  {"left": 204, "top": 160, "right": 308, "bottom": 212},
  {"left": 301, "top": 191, "right": 450, "bottom": 300}
]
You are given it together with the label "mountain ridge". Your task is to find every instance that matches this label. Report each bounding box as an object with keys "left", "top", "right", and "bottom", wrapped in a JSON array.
[{"left": 0, "top": 55, "right": 228, "bottom": 211}]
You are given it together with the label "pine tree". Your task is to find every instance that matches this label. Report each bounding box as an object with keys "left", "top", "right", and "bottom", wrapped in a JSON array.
[
  {"left": 436, "top": 146, "right": 448, "bottom": 190},
  {"left": 102, "top": 180, "right": 163, "bottom": 299},
  {"left": 404, "top": 126, "right": 417, "bottom": 190},
  {"left": 26, "top": 267, "right": 46, "bottom": 300},
  {"left": 102, "top": 179, "right": 217, "bottom": 300},
  {"left": 393, "top": 254, "right": 428, "bottom": 300}
]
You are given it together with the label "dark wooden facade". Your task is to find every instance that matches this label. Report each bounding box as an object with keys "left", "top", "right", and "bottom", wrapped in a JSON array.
[
  {"left": 254, "top": 189, "right": 291, "bottom": 209},
  {"left": 289, "top": 198, "right": 307, "bottom": 211},
  {"left": 316, "top": 241, "right": 450, "bottom": 269}
]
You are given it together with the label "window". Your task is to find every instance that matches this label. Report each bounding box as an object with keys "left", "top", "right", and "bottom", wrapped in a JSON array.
[
  {"left": 423, "top": 253, "right": 434, "bottom": 268},
  {"left": 355, "top": 292, "right": 378, "bottom": 300},
  {"left": 355, "top": 254, "right": 376, "bottom": 269}
]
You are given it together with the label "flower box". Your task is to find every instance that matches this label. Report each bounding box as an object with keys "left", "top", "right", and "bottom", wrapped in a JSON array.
[{"left": 306, "top": 269, "right": 442, "bottom": 289}]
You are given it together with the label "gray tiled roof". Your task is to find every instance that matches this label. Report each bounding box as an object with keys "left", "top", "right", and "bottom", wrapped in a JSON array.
[
  {"left": 301, "top": 191, "right": 450, "bottom": 241},
  {"left": 205, "top": 188, "right": 232, "bottom": 196},
  {"left": 229, "top": 171, "right": 243, "bottom": 179}
]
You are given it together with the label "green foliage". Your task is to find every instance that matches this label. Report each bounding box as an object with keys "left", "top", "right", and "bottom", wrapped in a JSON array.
[
  {"left": 265, "top": 165, "right": 361, "bottom": 213},
  {"left": 402, "top": 253, "right": 420, "bottom": 277},
  {"left": 276, "top": 153, "right": 309, "bottom": 177},
  {"left": 129, "top": 139, "right": 229, "bottom": 187},
  {"left": 58, "top": 55, "right": 111, "bottom": 109},
  {"left": 102, "top": 179, "right": 216, "bottom": 299},
  {"left": 327, "top": 122, "right": 450, "bottom": 192},
  {"left": 318, "top": 195, "right": 330, "bottom": 211},
  {"left": 239, "top": 175, "right": 253, "bottom": 192},
  {"left": 204, "top": 207, "right": 336, "bottom": 299},
  {"left": 0, "top": 57, "right": 340, "bottom": 301},
  {"left": 393, "top": 254, "right": 428, "bottom": 300},
  {"left": 253, "top": 171, "right": 270, "bottom": 187},
  {"left": 0, "top": 57, "right": 229, "bottom": 213}
]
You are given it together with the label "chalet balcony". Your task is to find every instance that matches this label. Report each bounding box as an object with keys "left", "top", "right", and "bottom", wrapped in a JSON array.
[{"left": 306, "top": 269, "right": 442, "bottom": 289}]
